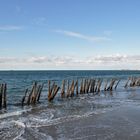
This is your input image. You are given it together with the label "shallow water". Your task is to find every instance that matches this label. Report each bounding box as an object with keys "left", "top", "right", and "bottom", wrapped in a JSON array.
[{"left": 0, "top": 70, "right": 140, "bottom": 140}]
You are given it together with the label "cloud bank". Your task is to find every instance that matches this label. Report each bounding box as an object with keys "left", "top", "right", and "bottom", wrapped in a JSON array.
[{"left": 0, "top": 54, "right": 140, "bottom": 70}]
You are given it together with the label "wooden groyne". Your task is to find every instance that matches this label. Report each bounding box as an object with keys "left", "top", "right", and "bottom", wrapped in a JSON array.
[{"left": 1, "top": 76, "right": 140, "bottom": 110}]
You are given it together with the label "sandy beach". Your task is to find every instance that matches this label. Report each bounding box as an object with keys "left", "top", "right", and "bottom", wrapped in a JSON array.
[{"left": 20, "top": 103, "right": 140, "bottom": 140}]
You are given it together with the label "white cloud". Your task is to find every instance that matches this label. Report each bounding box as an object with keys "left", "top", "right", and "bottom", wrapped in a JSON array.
[
  {"left": 0, "top": 25, "right": 23, "bottom": 31},
  {"left": 0, "top": 54, "right": 140, "bottom": 70},
  {"left": 27, "top": 56, "right": 51, "bottom": 63},
  {"left": 54, "top": 30, "right": 111, "bottom": 42}
]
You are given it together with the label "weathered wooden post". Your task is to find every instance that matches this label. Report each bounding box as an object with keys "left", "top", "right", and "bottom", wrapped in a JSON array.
[
  {"left": 48, "top": 84, "right": 60, "bottom": 101},
  {"left": 66, "top": 80, "right": 70, "bottom": 98},
  {"left": 80, "top": 79, "right": 83, "bottom": 94},
  {"left": 83, "top": 79, "right": 87, "bottom": 94},
  {"left": 70, "top": 80, "right": 75, "bottom": 97},
  {"left": 75, "top": 80, "right": 79, "bottom": 95},
  {"left": 0, "top": 84, "right": 7, "bottom": 109},
  {"left": 124, "top": 78, "right": 130, "bottom": 88},
  {"left": 97, "top": 79, "right": 102, "bottom": 93},
  {"left": 107, "top": 79, "right": 116, "bottom": 91},
  {"left": 21, "top": 88, "right": 28, "bottom": 106},
  {"left": 3, "top": 84, "right": 7, "bottom": 108},
  {"left": 94, "top": 79, "right": 99, "bottom": 92},
  {"left": 90, "top": 79, "right": 96, "bottom": 93},
  {"left": 0, "top": 84, "right": 2, "bottom": 109},
  {"left": 37, "top": 83, "right": 44, "bottom": 102},
  {"left": 48, "top": 81, "right": 55, "bottom": 100},
  {"left": 114, "top": 79, "right": 120, "bottom": 90},
  {"left": 104, "top": 80, "right": 108, "bottom": 91},
  {"left": 61, "top": 80, "right": 65, "bottom": 98}
]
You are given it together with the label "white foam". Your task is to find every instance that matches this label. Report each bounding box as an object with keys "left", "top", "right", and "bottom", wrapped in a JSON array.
[
  {"left": 13, "top": 120, "right": 26, "bottom": 128},
  {"left": 0, "top": 109, "right": 31, "bottom": 119},
  {"left": 0, "top": 121, "right": 25, "bottom": 140},
  {"left": 13, "top": 128, "right": 25, "bottom": 140}
]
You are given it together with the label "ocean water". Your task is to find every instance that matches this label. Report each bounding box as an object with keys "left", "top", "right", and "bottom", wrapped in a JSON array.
[{"left": 0, "top": 70, "right": 140, "bottom": 140}]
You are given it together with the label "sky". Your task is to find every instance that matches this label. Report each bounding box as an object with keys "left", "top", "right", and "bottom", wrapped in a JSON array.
[{"left": 0, "top": 0, "right": 140, "bottom": 70}]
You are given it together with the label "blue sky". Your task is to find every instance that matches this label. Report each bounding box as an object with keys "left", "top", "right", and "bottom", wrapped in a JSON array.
[{"left": 0, "top": 0, "right": 140, "bottom": 70}]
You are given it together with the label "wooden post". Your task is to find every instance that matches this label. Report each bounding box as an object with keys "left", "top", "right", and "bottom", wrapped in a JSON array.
[
  {"left": 27, "top": 82, "right": 36, "bottom": 105},
  {"left": 22, "top": 88, "right": 28, "bottom": 106},
  {"left": 0, "top": 84, "right": 2, "bottom": 109},
  {"left": 83, "top": 79, "right": 86, "bottom": 94},
  {"left": 91, "top": 79, "right": 96, "bottom": 93},
  {"left": 70, "top": 80, "right": 75, "bottom": 97},
  {"left": 61, "top": 80, "right": 65, "bottom": 98},
  {"left": 75, "top": 80, "right": 79, "bottom": 95},
  {"left": 97, "top": 79, "right": 102, "bottom": 93},
  {"left": 87, "top": 79, "right": 92, "bottom": 93},
  {"left": 89, "top": 79, "right": 93, "bottom": 93},
  {"left": 66, "top": 80, "right": 70, "bottom": 98},
  {"left": 110, "top": 79, "right": 116, "bottom": 91},
  {"left": 124, "top": 78, "right": 130, "bottom": 88},
  {"left": 52, "top": 86, "right": 60, "bottom": 100},
  {"left": 48, "top": 81, "right": 55, "bottom": 100},
  {"left": 30, "top": 82, "right": 37, "bottom": 104},
  {"left": 48, "top": 85, "right": 60, "bottom": 101},
  {"left": 104, "top": 80, "right": 108, "bottom": 91},
  {"left": 85, "top": 79, "right": 90, "bottom": 93},
  {"left": 114, "top": 79, "right": 120, "bottom": 90},
  {"left": 107, "top": 79, "right": 116, "bottom": 91},
  {"left": 94, "top": 79, "right": 99, "bottom": 92},
  {"left": 37, "top": 83, "right": 44, "bottom": 102},
  {"left": 48, "top": 80, "right": 51, "bottom": 98},
  {"left": 80, "top": 79, "right": 83, "bottom": 94},
  {"left": 3, "top": 84, "right": 7, "bottom": 109}
]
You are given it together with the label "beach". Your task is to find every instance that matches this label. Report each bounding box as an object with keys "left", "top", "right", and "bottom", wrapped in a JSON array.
[{"left": 0, "top": 71, "right": 140, "bottom": 140}]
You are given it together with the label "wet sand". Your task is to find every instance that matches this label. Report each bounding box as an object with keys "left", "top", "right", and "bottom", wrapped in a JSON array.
[{"left": 21, "top": 103, "right": 140, "bottom": 140}]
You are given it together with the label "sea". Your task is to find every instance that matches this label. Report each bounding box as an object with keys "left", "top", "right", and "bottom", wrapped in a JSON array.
[{"left": 0, "top": 70, "right": 140, "bottom": 140}]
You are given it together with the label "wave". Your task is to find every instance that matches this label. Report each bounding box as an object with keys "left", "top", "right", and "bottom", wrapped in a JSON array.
[{"left": 0, "top": 109, "right": 31, "bottom": 120}]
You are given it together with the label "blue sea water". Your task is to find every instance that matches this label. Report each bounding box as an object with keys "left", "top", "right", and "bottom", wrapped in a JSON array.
[{"left": 0, "top": 70, "right": 139, "bottom": 109}]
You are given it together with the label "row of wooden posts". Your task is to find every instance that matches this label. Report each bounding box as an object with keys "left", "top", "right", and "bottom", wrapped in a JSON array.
[{"left": 0, "top": 77, "right": 140, "bottom": 110}]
